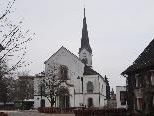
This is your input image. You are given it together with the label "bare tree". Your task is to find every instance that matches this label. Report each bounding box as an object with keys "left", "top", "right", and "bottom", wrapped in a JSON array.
[
  {"left": 0, "top": 0, "right": 15, "bottom": 20},
  {"left": 0, "top": 19, "right": 35, "bottom": 75},
  {"left": 0, "top": 0, "right": 35, "bottom": 106},
  {"left": 0, "top": 0, "right": 35, "bottom": 75},
  {"left": 41, "top": 64, "right": 72, "bottom": 107},
  {"left": 0, "top": 78, "right": 8, "bottom": 106}
]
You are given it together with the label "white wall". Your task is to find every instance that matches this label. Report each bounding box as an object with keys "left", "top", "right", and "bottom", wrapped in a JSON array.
[
  {"left": 82, "top": 75, "right": 106, "bottom": 107},
  {"left": 44, "top": 47, "right": 85, "bottom": 107},
  {"left": 116, "top": 86, "right": 126, "bottom": 108},
  {"left": 34, "top": 77, "right": 44, "bottom": 108},
  {"left": 74, "top": 94, "right": 84, "bottom": 107}
]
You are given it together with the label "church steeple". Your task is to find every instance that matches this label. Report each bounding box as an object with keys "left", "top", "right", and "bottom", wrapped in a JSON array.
[
  {"left": 79, "top": 8, "right": 92, "bottom": 54},
  {"left": 79, "top": 8, "right": 92, "bottom": 67}
]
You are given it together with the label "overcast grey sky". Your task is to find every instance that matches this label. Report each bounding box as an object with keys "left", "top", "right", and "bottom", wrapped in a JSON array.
[{"left": 8, "top": 0, "right": 154, "bottom": 89}]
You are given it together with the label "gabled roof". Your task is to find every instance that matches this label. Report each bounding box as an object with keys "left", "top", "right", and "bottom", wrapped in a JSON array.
[
  {"left": 122, "top": 38, "right": 154, "bottom": 75},
  {"left": 83, "top": 65, "right": 105, "bottom": 82},
  {"left": 44, "top": 46, "right": 82, "bottom": 64},
  {"left": 83, "top": 65, "right": 99, "bottom": 75}
]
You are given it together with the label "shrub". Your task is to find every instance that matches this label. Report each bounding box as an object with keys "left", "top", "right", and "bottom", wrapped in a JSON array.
[{"left": 0, "top": 112, "right": 8, "bottom": 116}]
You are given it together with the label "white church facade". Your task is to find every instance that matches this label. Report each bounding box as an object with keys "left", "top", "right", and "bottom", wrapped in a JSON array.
[{"left": 34, "top": 8, "right": 108, "bottom": 108}]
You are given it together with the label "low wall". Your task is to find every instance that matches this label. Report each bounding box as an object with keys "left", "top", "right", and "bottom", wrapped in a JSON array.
[{"left": 74, "top": 108, "right": 127, "bottom": 116}]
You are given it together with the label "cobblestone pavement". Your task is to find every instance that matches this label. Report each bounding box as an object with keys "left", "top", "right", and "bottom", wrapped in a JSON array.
[{"left": 1, "top": 110, "right": 75, "bottom": 116}]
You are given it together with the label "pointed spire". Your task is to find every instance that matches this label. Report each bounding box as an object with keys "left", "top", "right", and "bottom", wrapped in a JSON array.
[{"left": 79, "top": 8, "right": 92, "bottom": 54}]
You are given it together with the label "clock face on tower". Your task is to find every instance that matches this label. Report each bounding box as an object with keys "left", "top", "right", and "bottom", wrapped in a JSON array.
[{"left": 83, "top": 52, "right": 86, "bottom": 58}]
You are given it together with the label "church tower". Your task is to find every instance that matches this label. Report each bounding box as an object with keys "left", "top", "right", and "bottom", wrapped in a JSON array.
[{"left": 79, "top": 8, "right": 92, "bottom": 67}]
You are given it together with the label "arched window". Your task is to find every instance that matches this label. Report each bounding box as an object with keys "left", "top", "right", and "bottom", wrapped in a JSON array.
[
  {"left": 88, "top": 98, "right": 93, "bottom": 107},
  {"left": 87, "top": 81, "right": 94, "bottom": 93},
  {"left": 101, "top": 84, "right": 103, "bottom": 92},
  {"left": 60, "top": 65, "right": 68, "bottom": 80}
]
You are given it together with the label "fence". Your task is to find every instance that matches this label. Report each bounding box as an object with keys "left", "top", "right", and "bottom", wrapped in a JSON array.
[{"left": 38, "top": 107, "right": 127, "bottom": 116}]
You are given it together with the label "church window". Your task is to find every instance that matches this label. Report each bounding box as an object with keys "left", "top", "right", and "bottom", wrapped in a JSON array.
[
  {"left": 87, "top": 81, "right": 94, "bottom": 93},
  {"left": 101, "top": 84, "right": 103, "bottom": 92},
  {"left": 60, "top": 65, "right": 68, "bottom": 80}
]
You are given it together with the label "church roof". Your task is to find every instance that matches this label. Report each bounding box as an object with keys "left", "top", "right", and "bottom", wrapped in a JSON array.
[
  {"left": 83, "top": 65, "right": 99, "bottom": 75},
  {"left": 83, "top": 65, "right": 105, "bottom": 82},
  {"left": 0, "top": 44, "right": 4, "bottom": 50},
  {"left": 79, "top": 8, "right": 92, "bottom": 54},
  {"left": 122, "top": 38, "right": 154, "bottom": 75}
]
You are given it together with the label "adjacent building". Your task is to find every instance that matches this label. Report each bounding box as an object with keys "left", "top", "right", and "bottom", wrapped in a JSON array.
[
  {"left": 116, "top": 86, "right": 126, "bottom": 108},
  {"left": 15, "top": 76, "right": 34, "bottom": 101},
  {"left": 122, "top": 39, "right": 154, "bottom": 115},
  {"left": 34, "top": 8, "right": 108, "bottom": 108},
  {"left": 107, "top": 88, "right": 116, "bottom": 108}
]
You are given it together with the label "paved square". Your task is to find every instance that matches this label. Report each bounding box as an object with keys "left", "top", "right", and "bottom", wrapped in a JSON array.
[{"left": 1, "top": 111, "right": 75, "bottom": 116}]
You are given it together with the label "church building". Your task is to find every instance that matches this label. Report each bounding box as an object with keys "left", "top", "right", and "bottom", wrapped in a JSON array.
[{"left": 34, "top": 8, "right": 108, "bottom": 108}]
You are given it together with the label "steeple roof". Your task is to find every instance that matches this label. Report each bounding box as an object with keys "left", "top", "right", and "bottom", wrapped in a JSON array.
[{"left": 79, "top": 8, "right": 92, "bottom": 54}]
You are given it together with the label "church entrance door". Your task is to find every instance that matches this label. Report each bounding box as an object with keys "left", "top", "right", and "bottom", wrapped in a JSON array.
[
  {"left": 58, "top": 87, "right": 70, "bottom": 108},
  {"left": 59, "top": 95, "right": 70, "bottom": 108},
  {"left": 40, "top": 99, "right": 45, "bottom": 107}
]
